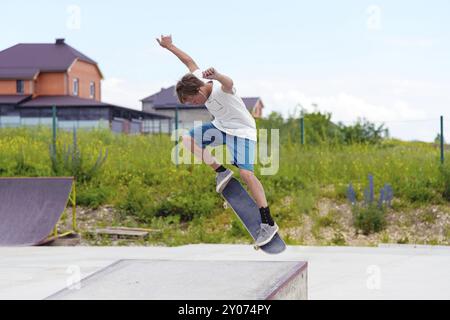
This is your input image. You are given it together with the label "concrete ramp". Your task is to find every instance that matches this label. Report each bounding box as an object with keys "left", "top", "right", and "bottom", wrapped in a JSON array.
[
  {"left": 47, "top": 260, "right": 308, "bottom": 300},
  {"left": 0, "top": 177, "right": 73, "bottom": 246}
]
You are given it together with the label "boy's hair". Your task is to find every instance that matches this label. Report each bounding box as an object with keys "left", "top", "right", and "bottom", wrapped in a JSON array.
[{"left": 175, "top": 73, "right": 204, "bottom": 103}]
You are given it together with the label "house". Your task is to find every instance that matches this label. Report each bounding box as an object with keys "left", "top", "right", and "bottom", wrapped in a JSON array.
[
  {"left": 141, "top": 85, "right": 264, "bottom": 130},
  {"left": 0, "top": 39, "right": 171, "bottom": 134}
]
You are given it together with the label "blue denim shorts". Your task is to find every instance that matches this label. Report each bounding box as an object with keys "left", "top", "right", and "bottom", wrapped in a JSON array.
[{"left": 188, "top": 122, "right": 256, "bottom": 172}]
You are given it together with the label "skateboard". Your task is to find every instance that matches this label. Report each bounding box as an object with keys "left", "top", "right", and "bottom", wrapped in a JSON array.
[{"left": 221, "top": 178, "right": 286, "bottom": 254}]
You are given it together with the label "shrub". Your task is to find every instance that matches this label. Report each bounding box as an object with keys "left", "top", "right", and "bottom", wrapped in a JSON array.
[
  {"left": 50, "top": 127, "right": 108, "bottom": 182},
  {"left": 154, "top": 192, "right": 217, "bottom": 222},
  {"left": 347, "top": 175, "right": 391, "bottom": 235},
  {"left": 13, "top": 147, "right": 38, "bottom": 176},
  {"left": 439, "top": 162, "right": 450, "bottom": 201},
  {"left": 402, "top": 175, "right": 438, "bottom": 203},
  {"left": 76, "top": 183, "right": 114, "bottom": 209},
  {"left": 352, "top": 203, "right": 387, "bottom": 235},
  {"left": 116, "top": 178, "right": 156, "bottom": 223}
]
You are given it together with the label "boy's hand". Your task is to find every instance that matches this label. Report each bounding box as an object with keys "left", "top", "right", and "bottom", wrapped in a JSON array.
[
  {"left": 203, "top": 67, "right": 220, "bottom": 80},
  {"left": 156, "top": 34, "right": 173, "bottom": 49}
]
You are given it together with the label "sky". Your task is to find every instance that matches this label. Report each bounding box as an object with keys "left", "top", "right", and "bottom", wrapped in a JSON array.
[{"left": 1, "top": 0, "right": 449, "bottom": 142}]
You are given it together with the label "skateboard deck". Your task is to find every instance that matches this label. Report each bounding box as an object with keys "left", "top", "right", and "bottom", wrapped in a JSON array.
[{"left": 221, "top": 178, "right": 286, "bottom": 254}]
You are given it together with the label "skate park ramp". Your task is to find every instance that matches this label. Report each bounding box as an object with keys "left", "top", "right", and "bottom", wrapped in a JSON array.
[
  {"left": 47, "top": 260, "right": 308, "bottom": 300},
  {"left": 0, "top": 177, "right": 73, "bottom": 246}
]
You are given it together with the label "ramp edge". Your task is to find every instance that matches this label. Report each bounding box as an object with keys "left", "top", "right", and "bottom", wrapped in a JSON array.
[{"left": 264, "top": 261, "right": 308, "bottom": 300}]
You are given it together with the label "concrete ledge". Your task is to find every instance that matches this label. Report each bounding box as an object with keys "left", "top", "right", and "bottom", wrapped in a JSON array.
[
  {"left": 265, "top": 261, "right": 308, "bottom": 300},
  {"left": 46, "top": 259, "right": 308, "bottom": 300},
  {"left": 2, "top": 244, "right": 449, "bottom": 299}
]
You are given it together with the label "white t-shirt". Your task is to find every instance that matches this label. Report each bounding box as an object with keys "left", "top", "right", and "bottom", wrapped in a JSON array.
[{"left": 192, "top": 69, "right": 257, "bottom": 141}]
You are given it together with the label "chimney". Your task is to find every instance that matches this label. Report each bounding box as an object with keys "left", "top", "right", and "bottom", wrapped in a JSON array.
[{"left": 55, "top": 38, "right": 65, "bottom": 45}]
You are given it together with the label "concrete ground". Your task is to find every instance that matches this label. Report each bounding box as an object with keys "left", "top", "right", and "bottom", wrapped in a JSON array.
[{"left": 0, "top": 244, "right": 449, "bottom": 300}]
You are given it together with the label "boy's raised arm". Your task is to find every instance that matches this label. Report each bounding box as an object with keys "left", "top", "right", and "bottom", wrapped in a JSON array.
[{"left": 156, "top": 35, "right": 199, "bottom": 72}]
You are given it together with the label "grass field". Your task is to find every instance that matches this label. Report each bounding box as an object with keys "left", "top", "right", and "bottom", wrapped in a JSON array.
[{"left": 1, "top": 126, "right": 449, "bottom": 246}]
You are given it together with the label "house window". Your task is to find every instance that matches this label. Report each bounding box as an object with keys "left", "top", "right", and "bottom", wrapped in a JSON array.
[
  {"left": 16, "top": 80, "right": 24, "bottom": 94},
  {"left": 90, "top": 81, "right": 95, "bottom": 99},
  {"left": 73, "top": 78, "right": 79, "bottom": 96}
]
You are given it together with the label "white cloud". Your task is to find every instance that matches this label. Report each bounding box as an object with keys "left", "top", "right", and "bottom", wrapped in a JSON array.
[
  {"left": 384, "top": 36, "right": 435, "bottom": 48},
  {"left": 390, "top": 79, "right": 448, "bottom": 96},
  {"left": 267, "top": 90, "right": 427, "bottom": 123},
  {"left": 235, "top": 74, "right": 449, "bottom": 141},
  {"left": 102, "top": 77, "right": 173, "bottom": 110},
  {"left": 101, "top": 74, "right": 448, "bottom": 142},
  {"left": 366, "top": 5, "right": 383, "bottom": 31},
  {"left": 236, "top": 76, "right": 427, "bottom": 121}
]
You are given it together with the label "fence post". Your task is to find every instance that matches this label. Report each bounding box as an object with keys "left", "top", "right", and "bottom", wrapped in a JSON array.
[
  {"left": 441, "top": 115, "right": 444, "bottom": 164},
  {"left": 300, "top": 117, "right": 305, "bottom": 145}
]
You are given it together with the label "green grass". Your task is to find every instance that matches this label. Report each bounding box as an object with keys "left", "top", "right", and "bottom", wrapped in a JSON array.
[{"left": 1, "top": 126, "right": 450, "bottom": 246}]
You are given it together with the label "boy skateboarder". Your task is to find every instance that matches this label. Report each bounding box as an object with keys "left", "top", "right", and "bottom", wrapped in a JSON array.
[{"left": 157, "top": 35, "right": 278, "bottom": 247}]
